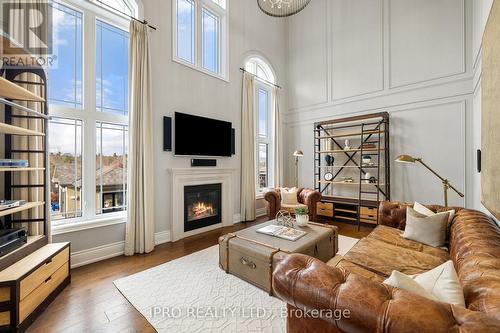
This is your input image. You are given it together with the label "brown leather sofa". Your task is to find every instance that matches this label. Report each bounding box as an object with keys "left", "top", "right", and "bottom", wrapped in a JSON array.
[
  {"left": 264, "top": 187, "right": 321, "bottom": 221},
  {"left": 273, "top": 202, "right": 500, "bottom": 333}
]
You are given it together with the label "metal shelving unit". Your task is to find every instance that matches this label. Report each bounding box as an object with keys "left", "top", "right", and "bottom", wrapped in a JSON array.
[{"left": 314, "top": 112, "right": 390, "bottom": 229}]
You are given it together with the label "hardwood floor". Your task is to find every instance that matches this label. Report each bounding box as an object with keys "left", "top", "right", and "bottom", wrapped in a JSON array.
[{"left": 26, "top": 217, "right": 371, "bottom": 333}]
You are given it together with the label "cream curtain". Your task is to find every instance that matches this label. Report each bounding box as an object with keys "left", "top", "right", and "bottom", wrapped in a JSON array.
[
  {"left": 240, "top": 73, "right": 256, "bottom": 221},
  {"left": 272, "top": 86, "right": 283, "bottom": 188},
  {"left": 8, "top": 0, "right": 48, "bottom": 239},
  {"left": 124, "top": 21, "right": 155, "bottom": 255}
]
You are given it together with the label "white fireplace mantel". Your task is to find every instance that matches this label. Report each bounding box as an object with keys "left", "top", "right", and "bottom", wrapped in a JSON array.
[{"left": 168, "top": 168, "right": 236, "bottom": 241}]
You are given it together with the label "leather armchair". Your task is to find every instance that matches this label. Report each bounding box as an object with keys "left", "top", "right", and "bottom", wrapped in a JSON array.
[
  {"left": 273, "top": 254, "right": 500, "bottom": 333},
  {"left": 264, "top": 188, "right": 322, "bottom": 221}
]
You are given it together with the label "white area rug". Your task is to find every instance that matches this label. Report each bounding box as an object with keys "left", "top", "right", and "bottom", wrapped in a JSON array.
[{"left": 114, "top": 235, "right": 359, "bottom": 333}]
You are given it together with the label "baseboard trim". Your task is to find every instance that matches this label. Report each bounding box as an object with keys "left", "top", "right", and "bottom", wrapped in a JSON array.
[
  {"left": 71, "top": 230, "right": 172, "bottom": 268},
  {"left": 71, "top": 241, "right": 125, "bottom": 268},
  {"left": 154, "top": 230, "right": 172, "bottom": 245},
  {"left": 256, "top": 207, "right": 267, "bottom": 218}
]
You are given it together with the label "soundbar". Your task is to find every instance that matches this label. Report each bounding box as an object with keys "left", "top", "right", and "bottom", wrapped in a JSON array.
[{"left": 191, "top": 159, "right": 217, "bottom": 167}]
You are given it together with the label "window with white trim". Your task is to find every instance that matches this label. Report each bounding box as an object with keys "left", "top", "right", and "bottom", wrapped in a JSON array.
[
  {"left": 244, "top": 57, "right": 276, "bottom": 194},
  {"left": 173, "top": 0, "right": 228, "bottom": 79},
  {"left": 48, "top": 0, "right": 131, "bottom": 226}
]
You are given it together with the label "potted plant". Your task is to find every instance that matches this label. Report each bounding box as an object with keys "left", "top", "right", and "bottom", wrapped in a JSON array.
[{"left": 295, "top": 206, "right": 309, "bottom": 227}]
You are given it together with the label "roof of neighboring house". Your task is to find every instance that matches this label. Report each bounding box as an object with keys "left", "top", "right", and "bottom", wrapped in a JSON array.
[{"left": 52, "top": 162, "right": 125, "bottom": 187}]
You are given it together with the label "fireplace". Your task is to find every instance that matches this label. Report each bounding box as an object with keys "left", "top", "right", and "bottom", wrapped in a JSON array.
[{"left": 184, "top": 183, "right": 222, "bottom": 232}]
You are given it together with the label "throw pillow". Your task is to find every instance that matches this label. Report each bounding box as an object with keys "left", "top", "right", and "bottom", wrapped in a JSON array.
[
  {"left": 280, "top": 188, "right": 299, "bottom": 205},
  {"left": 384, "top": 260, "right": 465, "bottom": 307},
  {"left": 414, "top": 201, "right": 455, "bottom": 224},
  {"left": 384, "top": 270, "right": 437, "bottom": 301},
  {"left": 403, "top": 207, "right": 450, "bottom": 247}
]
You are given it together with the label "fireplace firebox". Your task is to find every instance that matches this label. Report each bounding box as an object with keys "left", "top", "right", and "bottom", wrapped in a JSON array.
[{"left": 184, "top": 183, "right": 222, "bottom": 232}]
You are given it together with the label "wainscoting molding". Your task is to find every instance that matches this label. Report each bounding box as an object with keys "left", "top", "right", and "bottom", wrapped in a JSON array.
[{"left": 71, "top": 230, "right": 172, "bottom": 268}]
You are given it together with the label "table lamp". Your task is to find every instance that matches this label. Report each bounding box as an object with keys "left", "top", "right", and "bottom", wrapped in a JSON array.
[{"left": 395, "top": 154, "right": 464, "bottom": 207}]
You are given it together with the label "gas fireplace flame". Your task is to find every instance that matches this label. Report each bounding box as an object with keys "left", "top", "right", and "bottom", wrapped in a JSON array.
[{"left": 193, "top": 201, "right": 214, "bottom": 217}]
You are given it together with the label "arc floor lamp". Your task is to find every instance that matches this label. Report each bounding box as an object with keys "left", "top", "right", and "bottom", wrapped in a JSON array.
[{"left": 395, "top": 155, "right": 464, "bottom": 207}]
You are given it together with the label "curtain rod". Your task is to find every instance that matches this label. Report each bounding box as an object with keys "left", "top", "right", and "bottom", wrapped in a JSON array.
[
  {"left": 93, "top": 0, "right": 157, "bottom": 30},
  {"left": 239, "top": 68, "right": 282, "bottom": 89}
]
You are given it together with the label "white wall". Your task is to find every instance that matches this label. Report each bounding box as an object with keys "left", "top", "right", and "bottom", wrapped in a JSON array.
[
  {"left": 284, "top": 0, "right": 474, "bottom": 207},
  {"left": 54, "top": 0, "right": 288, "bottom": 256},
  {"left": 471, "top": 0, "right": 495, "bottom": 217}
]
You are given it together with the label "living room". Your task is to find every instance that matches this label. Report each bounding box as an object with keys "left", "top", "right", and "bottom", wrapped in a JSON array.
[{"left": 0, "top": 0, "right": 498, "bottom": 332}]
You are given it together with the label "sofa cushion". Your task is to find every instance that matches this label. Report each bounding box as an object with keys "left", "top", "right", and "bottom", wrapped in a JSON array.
[
  {"left": 280, "top": 203, "right": 307, "bottom": 215},
  {"left": 333, "top": 259, "right": 384, "bottom": 283},
  {"left": 343, "top": 237, "right": 447, "bottom": 277},
  {"left": 368, "top": 225, "right": 449, "bottom": 261}
]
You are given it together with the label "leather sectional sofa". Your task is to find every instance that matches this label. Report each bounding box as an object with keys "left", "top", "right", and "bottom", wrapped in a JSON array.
[{"left": 273, "top": 202, "right": 500, "bottom": 333}]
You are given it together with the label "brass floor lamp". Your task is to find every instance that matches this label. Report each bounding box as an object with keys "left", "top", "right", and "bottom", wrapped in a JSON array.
[
  {"left": 293, "top": 150, "right": 304, "bottom": 187},
  {"left": 395, "top": 155, "right": 464, "bottom": 207}
]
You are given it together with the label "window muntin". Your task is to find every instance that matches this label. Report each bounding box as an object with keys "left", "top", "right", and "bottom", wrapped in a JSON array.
[
  {"left": 48, "top": 2, "right": 83, "bottom": 108},
  {"left": 173, "top": 0, "right": 227, "bottom": 79},
  {"left": 202, "top": 8, "right": 219, "bottom": 73},
  {"left": 96, "top": 19, "right": 129, "bottom": 115},
  {"left": 49, "top": 118, "right": 83, "bottom": 220},
  {"left": 176, "top": 0, "right": 196, "bottom": 64},
  {"left": 96, "top": 122, "right": 128, "bottom": 215}
]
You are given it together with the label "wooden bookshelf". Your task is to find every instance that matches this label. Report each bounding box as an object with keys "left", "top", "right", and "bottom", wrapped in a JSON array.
[
  {"left": 314, "top": 112, "right": 390, "bottom": 229},
  {"left": 0, "top": 77, "right": 45, "bottom": 102},
  {"left": 0, "top": 202, "right": 45, "bottom": 218},
  {"left": 0, "top": 123, "right": 45, "bottom": 136},
  {"left": 0, "top": 167, "right": 45, "bottom": 172}
]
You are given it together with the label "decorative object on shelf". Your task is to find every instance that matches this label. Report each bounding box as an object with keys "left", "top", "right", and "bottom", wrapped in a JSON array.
[
  {"left": 362, "top": 155, "right": 372, "bottom": 165},
  {"left": 364, "top": 173, "right": 372, "bottom": 184},
  {"left": 276, "top": 210, "right": 295, "bottom": 227},
  {"left": 294, "top": 206, "right": 309, "bottom": 226},
  {"left": 325, "top": 154, "right": 335, "bottom": 166},
  {"left": 362, "top": 143, "right": 377, "bottom": 149},
  {"left": 324, "top": 172, "right": 334, "bottom": 181},
  {"left": 257, "top": 0, "right": 311, "bottom": 17},
  {"left": 395, "top": 154, "right": 464, "bottom": 207},
  {"left": 343, "top": 177, "right": 354, "bottom": 183},
  {"left": 343, "top": 139, "right": 351, "bottom": 151},
  {"left": 293, "top": 150, "right": 304, "bottom": 187},
  {"left": 0, "top": 159, "right": 29, "bottom": 167},
  {"left": 369, "top": 176, "right": 377, "bottom": 184}
]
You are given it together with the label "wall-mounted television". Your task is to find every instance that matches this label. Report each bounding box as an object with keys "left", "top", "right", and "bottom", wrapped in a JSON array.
[{"left": 174, "top": 112, "right": 233, "bottom": 157}]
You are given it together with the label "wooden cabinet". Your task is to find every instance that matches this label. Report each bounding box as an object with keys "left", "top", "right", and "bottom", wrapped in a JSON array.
[
  {"left": 0, "top": 243, "right": 70, "bottom": 332},
  {"left": 317, "top": 202, "right": 334, "bottom": 218}
]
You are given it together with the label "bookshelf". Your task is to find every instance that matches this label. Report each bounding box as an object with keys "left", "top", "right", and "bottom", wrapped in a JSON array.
[{"left": 314, "top": 112, "right": 390, "bottom": 229}]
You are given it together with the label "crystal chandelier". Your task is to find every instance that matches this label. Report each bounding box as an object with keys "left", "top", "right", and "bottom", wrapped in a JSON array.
[{"left": 257, "top": 0, "right": 311, "bottom": 17}]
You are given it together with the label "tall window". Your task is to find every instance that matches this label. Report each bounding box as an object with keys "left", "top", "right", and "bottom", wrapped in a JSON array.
[
  {"left": 245, "top": 57, "right": 276, "bottom": 194},
  {"left": 49, "top": 0, "right": 131, "bottom": 227},
  {"left": 173, "top": 0, "right": 228, "bottom": 79}
]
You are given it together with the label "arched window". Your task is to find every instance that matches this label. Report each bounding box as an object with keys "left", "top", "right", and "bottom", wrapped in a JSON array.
[
  {"left": 244, "top": 56, "right": 277, "bottom": 194},
  {"left": 245, "top": 57, "right": 275, "bottom": 84}
]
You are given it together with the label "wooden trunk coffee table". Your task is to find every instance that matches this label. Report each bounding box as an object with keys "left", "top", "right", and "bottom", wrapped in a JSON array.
[{"left": 219, "top": 220, "right": 338, "bottom": 294}]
